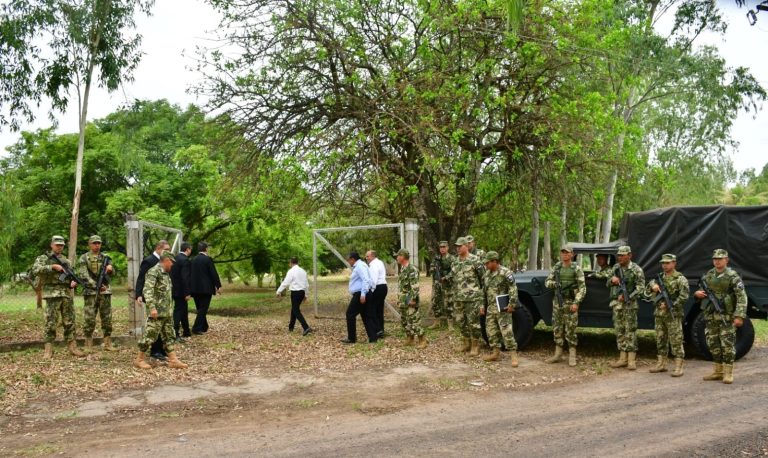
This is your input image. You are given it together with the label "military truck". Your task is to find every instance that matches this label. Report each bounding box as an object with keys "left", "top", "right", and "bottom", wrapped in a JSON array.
[{"left": 509, "top": 205, "right": 768, "bottom": 360}]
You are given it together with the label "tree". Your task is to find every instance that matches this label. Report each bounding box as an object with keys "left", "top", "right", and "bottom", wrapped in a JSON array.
[
  {"left": 0, "top": 176, "right": 20, "bottom": 281},
  {"left": 0, "top": 0, "right": 154, "bottom": 261}
]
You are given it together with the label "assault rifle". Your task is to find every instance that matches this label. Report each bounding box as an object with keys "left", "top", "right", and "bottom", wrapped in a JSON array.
[
  {"left": 614, "top": 267, "right": 630, "bottom": 303},
  {"left": 432, "top": 255, "right": 442, "bottom": 283},
  {"left": 94, "top": 255, "right": 112, "bottom": 300},
  {"left": 699, "top": 279, "right": 729, "bottom": 327},
  {"left": 655, "top": 273, "right": 674, "bottom": 314},
  {"left": 554, "top": 269, "right": 564, "bottom": 308},
  {"left": 49, "top": 253, "right": 85, "bottom": 289}
]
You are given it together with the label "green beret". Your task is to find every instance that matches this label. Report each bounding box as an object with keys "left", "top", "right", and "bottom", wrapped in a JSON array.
[
  {"left": 617, "top": 245, "right": 632, "bottom": 255},
  {"left": 659, "top": 253, "right": 676, "bottom": 263},
  {"left": 712, "top": 248, "right": 728, "bottom": 259},
  {"left": 51, "top": 235, "right": 66, "bottom": 245},
  {"left": 88, "top": 235, "right": 102, "bottom": 243},
  {"left": 484, "top": 251, "right": 500, "bottom": 262}
]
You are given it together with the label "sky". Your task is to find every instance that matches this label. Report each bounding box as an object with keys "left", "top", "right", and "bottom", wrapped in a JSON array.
[{"left": 0, "top": 0, "right": 766, "bottom": 174}]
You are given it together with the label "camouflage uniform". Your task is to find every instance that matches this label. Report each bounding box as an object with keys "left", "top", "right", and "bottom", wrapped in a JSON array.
[
  {"left": 398, "top": 263, "right": 423, "bottom": 337},
  {"left": 545, "top": 262, "right": 586, "bottom": 347},
  {"left": 699, "top": 267, "right": 747, "bottom": 365},
  {"left": 447, "top": 253, "right": 484, "bottom": 339},
  {"left": 483, "top": 264, "right": 518, "bottom": 351},
  {"left": 647, "top": 270, "right": 689, "bottom": 359},
  {"left": 77, "top": 252, "right": 113, "bottom": 338},
  {"left": 430, "top": 253, "right": 455, "bottom": 319},
  {"left": 607, "top": 261, "right": 645, "bottom": 352},
  {"left": 32, "top": 251, "right": 78, "bottom": 343},
  {"left": 137, "top": 264, "right": 175, "bottom": 354}
]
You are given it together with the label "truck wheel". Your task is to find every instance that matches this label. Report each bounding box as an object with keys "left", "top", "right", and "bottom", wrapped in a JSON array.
[
  {"left": 513, "top": 303, "right": 535, "bottom": 349},
  {"left": 690, "top": 313, "right": 755, "bottom": 361}
]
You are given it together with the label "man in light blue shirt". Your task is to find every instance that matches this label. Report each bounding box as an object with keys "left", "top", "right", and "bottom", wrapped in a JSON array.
[{"left": 342, "top": 251, "right": 378, "bottom": 344}]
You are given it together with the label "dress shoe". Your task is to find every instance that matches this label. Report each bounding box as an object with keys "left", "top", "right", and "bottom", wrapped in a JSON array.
[
  {"left": 302, "top": 328, "right": 313, "bottom": 336},
  {"left": 340, "top": 338, "right": 356, "bottom": 344}
]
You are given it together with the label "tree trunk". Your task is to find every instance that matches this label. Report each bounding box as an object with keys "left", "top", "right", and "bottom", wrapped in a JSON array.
[
  {"left": 527, "top": 195, "right": 540, "bottom": 271},
  {"left": 257, "top": 274, "right": 264, "bottom": 288},
  {"left": 577, "top": 213, "right": 585, "bottom": 243},
  {"left": 600, "top": 166, "right": 619, "bottom": 243},
  {"left": 542, "top": 220, "right": 552, "bottom": 270},
  {"left": 559, "top": 204, "right": 568, "bottom": 248}
]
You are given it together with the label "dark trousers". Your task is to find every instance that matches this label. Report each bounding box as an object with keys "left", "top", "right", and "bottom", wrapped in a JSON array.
[
  {"left": 173, "top": 296, "right": 191, "bottom": 338},
  {"left": 191, "top": 294, "right": 212, "bottom": 333},
  {"left": 371, "top": 284, "right": 388, "bottom": 334},
  {"left": 346, "top": 292, "right": 377, "bottom": 342},
  {"left": 150, "top": 335, "right": 166, "bottom": 356},
  {"left": 289, "top": 290, "right": 309, "bottom": 331}
]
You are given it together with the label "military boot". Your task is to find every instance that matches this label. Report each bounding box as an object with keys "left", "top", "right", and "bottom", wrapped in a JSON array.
[
  {"left": 133, "top": 351, "right": 152, "bottom": 370},
  {"left": 43, "top": 343, "right": 53, "bottom": 359},
  {"left": 568, "top": 347, "right": 577, "bottom": 367},
  {"left": 84, "top": 337, "right": 94, "bottom": 352},
  {"left": 509, "top": 350, "right": 519, "bottom": 368},
  {"left": 627, "top": 352, "right": 637, "bottom": 370},
  {"left": 458, "top": 337, "right": 471, "bottom": 353},
  {"left": 446, "top": 319, "right": 455, "bottom": 331},
  {"left": 703, "top": 363, "right": 723, "bottom": 381},
  {"left": 671, "top": 358, "right": 684, "bottom": 377},
  {"left": 649, "top": 355, "right": 668, "bottom": 373},
  {"left": 609, "top": 351, "right": 627, "bottom": 368},
  {"left": 417, "top": 335, "right": 428, "bottom": 349},
  {"left": 468, "top": 339, "right": 480, "bottom": 356},
  {"left": 428, "top": 319, "right": 442, "bottom": 330},
  {"left": 545, "top": 345, "right": 563, "bottom": 364},
  {"left": 68, "top": 341, "right": 85, "bottom": 358},
  {"left": 483, "top": 347, "right": 500, "bottom": 362},
  {"left": 102, "top": 336, "right": 117, "bottom": 352},
  {"left": 167, "top": 351, "right": 188, "bottom": 369},
  {"left": 722, "top": 364, "right": 734, "bottom": 384},
  {"left": 404, "top": 335, "right": 415, "bottom": 346}
]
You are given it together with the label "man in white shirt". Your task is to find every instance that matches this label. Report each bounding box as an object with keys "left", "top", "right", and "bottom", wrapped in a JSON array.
[
  {"left": 276, "top": 257, "right": 313, "bottom": 336},
  {"left": 365, "top": 250, "right": 388, "bottom": 338}
]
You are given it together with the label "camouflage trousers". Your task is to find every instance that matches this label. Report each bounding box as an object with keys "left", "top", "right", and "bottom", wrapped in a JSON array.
[
  {"left": 453, "top": 300, "right": 482, "bottom": 339},
  {"left": 83, "top": 294, "right": 113, "bottom": 337},
  {"left": 705, "top": 314, "right": 736, "bottom": 364},
  {"left": 43, "top": 296, "right": 77, "bottom": 343},
  {"left": 485, "top": 309, "right": 517, "bottom": 351},
  {"left": 552, "top": 301, "right": 578, "bottom": 348},
  {"left": 431, "top": 282, "right": 451, "bottom": 318},
  {"left": 654, "top": 310, "right": 684, "bottom": 359},
  {"left": 400, "top": 305, "right": 424, "bottom": 337},
  {"left": 138, "top": 317, "right": 175, "bottom": 354},
  {"left": 611, "top": 303, "right": 638, "bottom": 352}
]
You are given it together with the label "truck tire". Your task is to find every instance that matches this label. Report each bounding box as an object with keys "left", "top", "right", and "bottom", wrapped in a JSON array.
[
  {"left": 690, "top": 312, "right": 755, "bottom": 361},
  {"left": 513, "top": 302, "right": 535, "bottom": 349}
]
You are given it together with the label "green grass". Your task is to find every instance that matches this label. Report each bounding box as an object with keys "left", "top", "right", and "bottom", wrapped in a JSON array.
[
  {"left": 296, "top": 399, "right": 321, "bottom": 408},
  {"left": 14, "top": 443, "right": 61, "bottom": 457},
  {"left": 754, "top": 318, "right": 768, "bottom": 345}
]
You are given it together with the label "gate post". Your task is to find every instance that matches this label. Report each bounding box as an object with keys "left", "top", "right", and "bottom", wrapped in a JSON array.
[
  {"left": 125, "top": 214, "right": 144, "bottom": 337},
  {"left": 405, "top": 218, "right": 419, "bottom": 271}
]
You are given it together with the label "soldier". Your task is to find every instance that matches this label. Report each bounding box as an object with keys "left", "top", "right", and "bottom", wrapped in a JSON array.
[
  {"left": 32, "top": 235, "right": 86, "bottom": 359},
  {"left": 397, "top": 248, "right": 426, "bottom": 348},
  {"left": 608, "top": 245, "right": 645, "bottom": 370},
  {"left": 693, "top": 249, "right": 747, "bottom": 384},
  {"left": 544, "top": 245, "right": 586, "bottom": 367},
  {"left": 480, "top": 251, "right": 519, "bottom": 367},
  {"left": 447, "top": 237, "right": 484, "bottom": 356},
  {"left": 466, "top": 235, "right": 485, "bottom": 259},
  {"left": 133, "top": 251, "right": 188, "bottom": 370},
  {"left": 646, "top": 254, "right": 688, "bottom": 377},
  {"left": 77, "top": 235, "right": 116, "bottom": 352},
  {"left": 429, "top": 241, "right": 455, "bottom": 329}
]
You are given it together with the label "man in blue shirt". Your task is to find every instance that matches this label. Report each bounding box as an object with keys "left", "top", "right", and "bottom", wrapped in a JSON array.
[{"left": 341, "top": 251, "right": 377, "bottom": 344}]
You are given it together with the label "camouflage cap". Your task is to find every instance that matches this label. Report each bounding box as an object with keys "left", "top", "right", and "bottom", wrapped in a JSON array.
[
  {"left": 483, "top": 251, "right": 500, "bottom": 262},
  {"left": 396, "top": 248, "right": 410, "bottom": 258},
  {"left": 659, "top": 253, "right": 676, "bottom": 263},
  {"left": 160, "top": 250, "right": 176, "bottom": 261},
  {"left": 51, "top": 235, "right": 66, "bottom": 245},
  {"left": 712, "top": 248, "right": 728, "bottom": 259},
  {"left": 560, "top": 244, "right": 573, "bottom": 253},
  {"left": 465, "top": 235, "right": 475, "bottom": 243},
  {"left": 438, "top": 241, "right": 449, "bottom": 247},
  {"left": 454, "top": 237, "right": 468, "bottom": 246},
  {"left": 617, "top": 245, "right": 632, "bottom": 255},
  {"left": 88, "top": 235, "right": 102, "bottom": 243}
]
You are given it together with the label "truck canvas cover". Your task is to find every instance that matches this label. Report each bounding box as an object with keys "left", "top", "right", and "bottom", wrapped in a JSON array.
[{"left": 618, "top": 205, "right": 768, "bottom": 283}]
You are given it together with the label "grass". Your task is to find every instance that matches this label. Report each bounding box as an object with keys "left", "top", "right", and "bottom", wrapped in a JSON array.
[
  {"left": 754, "top": 319, "right": 768, "bottom": 345},
  {"left": 14, "top": 443, "right": 61, "bottom": 457},
  {"left": 158, "top": 411, "right": 182, "bottom": 418},
  {"left": 296, "top": 399, "right": 321, "bottom": 408},
  {"left": 53, "top": 410, "right": 77, "bottom": 420},
  {"left": 346, "top": 340, "right": 385, "bottom": 358}
]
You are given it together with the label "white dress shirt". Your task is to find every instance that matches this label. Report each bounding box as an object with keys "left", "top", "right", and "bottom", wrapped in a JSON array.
[
  {"left": 368, "top": 258, "right": 387, "bottom": 286},
  {"left": 277, "top": 265, "right": 309, "bottom": 294}
]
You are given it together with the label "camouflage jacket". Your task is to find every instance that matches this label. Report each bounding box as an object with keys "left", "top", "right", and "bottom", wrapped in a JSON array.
[
  {"left": 699, "top": 267, "right": 748, "bottom": 318},
  {"left": 430, "top": 254, "right": 455, "bottom": 285},
  {"left": 143, "top": 264, "right": 172, "bottom": 317},
  {"left": 647, "top": 270, "right": 689, "bottom": 317},
  {"left": 398, "top": 263, "right": 420, "bottom": 307},
  {"left": 448, "top": 254, "right": 484, "bottom": 302},
  {"left": 32, "top": 252, "right": 74, "bottom": 299},
  {"left": 545, "top": 262, "right": 587, "bottom": 304},
  {"left": 77, "top": 252, "right": 112, "bottom": 296},
  {"left": 483, "top": 265, "right": 518, "bottom": 312},
  {"left": 606, "top": 261, "right": 645, "bottom": 305}
]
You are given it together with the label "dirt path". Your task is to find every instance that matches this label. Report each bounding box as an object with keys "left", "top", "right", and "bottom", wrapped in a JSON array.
[{"left": 3, "top": 346, "right": 767, "bottom": 457}]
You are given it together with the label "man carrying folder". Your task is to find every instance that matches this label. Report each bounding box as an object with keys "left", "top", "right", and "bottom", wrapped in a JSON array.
[{"left": 480, "top": 251, "right": 519, "bottom": 367}]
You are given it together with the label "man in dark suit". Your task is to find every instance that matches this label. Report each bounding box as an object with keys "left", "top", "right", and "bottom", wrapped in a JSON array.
[
  {"left": 190, "top": 242, "right": 221, "bottom": 334},
  {"left": 136, "top": 239, "right": 170, "bottom": 361},
  {"left": 171, "top": 242, "right": 193, "bottom": 342}
]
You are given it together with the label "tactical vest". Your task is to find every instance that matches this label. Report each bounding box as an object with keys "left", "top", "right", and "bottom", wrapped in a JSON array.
[
  {"left": 558, "top": 265, "right": 577, "bottom": 300},
  {"left": 707, "top": 270, "right": 735, "bottom": 314}
]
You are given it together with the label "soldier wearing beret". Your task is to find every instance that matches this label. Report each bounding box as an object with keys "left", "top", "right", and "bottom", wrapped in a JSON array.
[
  {"left": 77, "top": 235, "right": 116, "bottom": 352},
  {"left": 396, "top": 248, "right": 426, "bottom": 348},
  {"left": 608, "top": 245, "right": 645, "bottom": 370},
  {"left": 480, "top": 251, "right": 520, "bottom": 367},
  {"left": 646, "top": 254, "right": 688, "bottom": 377}
]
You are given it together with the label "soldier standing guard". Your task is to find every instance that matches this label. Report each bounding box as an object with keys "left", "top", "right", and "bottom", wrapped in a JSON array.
[
  {"left": 480, "top": 251, "right": 520, "bottom": 367},
  {"left": 429, "top": 241, "right": 455, "bottom": 330},
  {"left": 447, "top": 237, "right": 484, "bottom": 356},
  {"left": 694, "top": 249, "right": 747, "bottom": 384},
  {"left": 397, "top": 249, "right": 426, "bottom": 349},
  {"left": 544, "top": 245, "right": 586, "bottom": 367},
  {"left": 77, "top": 235, "right": 116, "bottom": 352},
  {"left": 646, "top": 254, "right": 688, "bottom": 377},
  {"left": 608, "top": 245, "right": 645, "bottom": 370},
  {"left": 134, "top": 251, "right": 188, "bottom": 370},
  {"left": 32, "top": 235, "right": 86, "bottom": 359}
]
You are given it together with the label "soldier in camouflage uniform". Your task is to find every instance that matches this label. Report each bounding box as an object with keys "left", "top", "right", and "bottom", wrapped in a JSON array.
[
  {"left": 134, "top": 251, "right": 188, "bottom": 370},
  {"left": 608, "top": 245, "right": 645, "bottom": 370},
  {"left": 466, "top": 235, "right": 485, "bottom": 259},
  {"left": 694, "top": 249, "right": 748, "bottom": 384},
  {"left": 646, "top": 253, "right": 688, "bottom": 377},
  {"left": 77, "top": 235, "right": 116, "bottom": 352},
  {"left": 544, "top": 245, "right": 586, "bottom": 367},
  {"left": 429, "top": 241, "right": 455, "bottom": 329},
  {"left": 446, "top": 237, "right": 484, "bottom": 356},
  {"left": 480, "top": 251, "right": 519, "bottom": 367},
  {"left": 32, "top": 235, "right": 86, "bottom": 359},
  {"left": 397, "top": 248, "right": 426, "bottom": 349}
]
